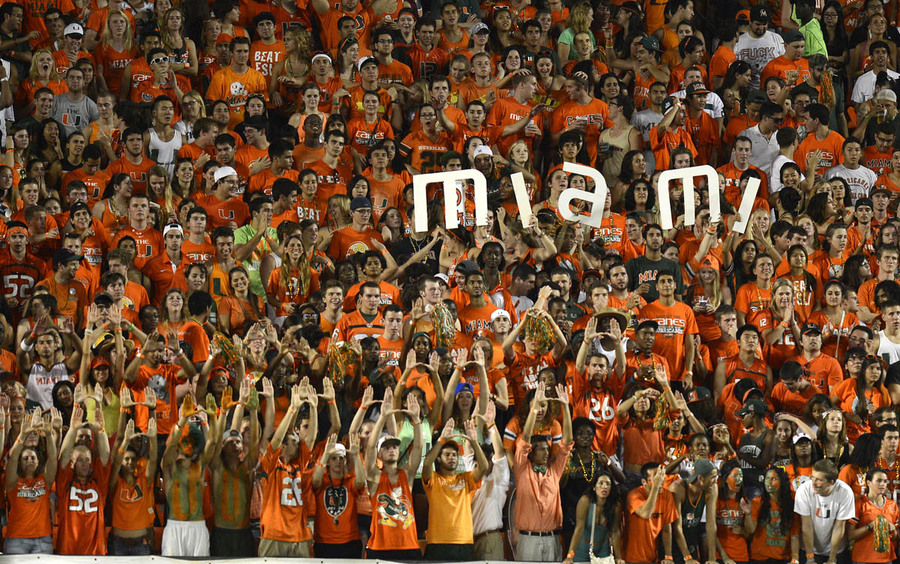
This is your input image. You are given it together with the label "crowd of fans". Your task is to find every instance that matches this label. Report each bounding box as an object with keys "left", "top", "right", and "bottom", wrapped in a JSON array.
[{"left": 4, "top": 0, "right": 900, "bottom": 560}]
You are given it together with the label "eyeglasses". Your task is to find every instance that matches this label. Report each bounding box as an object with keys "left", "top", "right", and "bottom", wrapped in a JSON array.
[{"left": 150, "top": 56, "right": 169, "bottom": 65}]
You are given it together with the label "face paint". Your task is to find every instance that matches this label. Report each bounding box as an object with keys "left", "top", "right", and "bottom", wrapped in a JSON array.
[
  {"left": 764, "top": 472, "right": 780, "bottom": 494},
  {"left": 727, "top": 468, "right": 743, "bottom": 492}
]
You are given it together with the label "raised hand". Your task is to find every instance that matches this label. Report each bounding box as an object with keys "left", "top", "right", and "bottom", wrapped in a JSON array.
[
  {"left": 74, "top": 383, "right": 85, "bottom": 406},
  {"left": 440, "top": 418, "right": 455, "bottom": 441},
  {"left": 51, "top": 407, "right": 63, "bottom": 430},
  {"left": 322, "top": 378, "right": 335, "bottom": 402},
  {"left": 348, "top": 432, "right": 360, "bottom": 454},
  {"left": 407, "top": 394, "right": 421, "bottom": 423},
  {"left": 260, "top": 378, "right": 275, "bottom": 399},
  {"left": 119, "top": 386, "right": 134, "bottom": 408},
  {"left": 472, "top": 346, "right": 485, "bottom": 366},
  {"left": 324, "top": 433, "right": 337, "bottom": 457},
  {"left": 143, "top": 386, "right": 157, "bottom": 407},
  {"left": 464, "top": 419, "right": 478, "bottom": 443},
  {"left": 383, "top": 387, "right": 394, "bottom": 411},
  {"left": 361, "top": 386, "right": 379, "bottom": 408},
  {"left": 555, "top": 383, "right": 569, "bottom": 406}
]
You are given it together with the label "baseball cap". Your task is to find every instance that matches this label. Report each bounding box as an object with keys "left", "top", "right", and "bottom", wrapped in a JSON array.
[
  {"left": 455, "top": 382, "right": 474, "bottom": 396},
  {"left": 332, "top": 443, "right": 347, "bottom": 457},
  {"left": 213, "top": 166, "right": 238, "bottom": 183},
  {"left": 750, "top": 4, "right": 769, "bottom": 22},
  {"left": 793, "top": 432, "right": 813, "bottom": 444},
  {"left": 872, "top": 186, "right": 893, "bottom": 198},
  {"left": 456, "top": 259, "right": 480, "bottom": 275},
  {"left": 471, "top": 22, "right": 490, "bottom": 34},
  {"left": 735, "top": 398, "right": 769, "bottom": 416},
  {"left": 473, "top": 145, "right": 494, "bottom": 158},
  {"left": 70, "top": 202, "right": 90, "bottom": 216},
  {"left": 876, "top": 89, "right": 898, "bottom": 103},
  {"left": 93, "top": 292, "right": 114, "bottom": 307},
  {"left": 747, "top": 89, "right": 768, "bottom": 104},
  {"left": 781, "top": 30, "right": 804, "bottom": 43},
  {"left": 350, "top": 196, "right": 372, "bottom": 211},
  {"left": 223, "top": 429, "right": 242, "bottom": 443},
  {"left": 91, "top": 356, "right": 111, "bottom": 369},
  {"left": 686, "top": 387, "right": 712, "bottom": 403},
  {"left": 636, "top": 319, "right": 659, "bottom": 332},
  {"left": 65, "top": 23, "right": 84, "bottom": 37},
  {"left": 856, "top": 197, "right": 874, "bottom": 210},
  {"left": 686, "top": 82, "right": 710, "bottom": 97},
  {"left": 216, "top": 33, "right": 234, "bottom": 45},
  {"left": 640, "top": 35, "right": 661, "bottom": 53},
  {"left": 53, "top": 248, "right": 83, "bottom": 268},
  {"left": 735, "top": 9, "right": 750, "bottom": 22},
  {"left": 801, "top": 322, "right": 822, "bottom": 335},
  {"left": 696, "top": 255, "right": 720, "bottom": 272},
  {"left": 662, "top": 96, "right": 678, "bottom": 114},
  {"left": 491, "top": 309, "right": 511, "bottom": 323},
  {"left": 377, "top": 435, "right": 401, "bottom": 451},
  {"left": 685, "top": 458, "right": 716, "bottom": 482},
  {"left": 358, "top": 56, "right": 378, "bottom": 71},
  {"left": 163, "top": 223, "right": 184, "bottom": 238}
]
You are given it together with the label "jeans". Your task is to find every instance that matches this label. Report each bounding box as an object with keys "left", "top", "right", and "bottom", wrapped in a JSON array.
[{"left": 5, "top": 536, "right": 53, "bottom": 554}]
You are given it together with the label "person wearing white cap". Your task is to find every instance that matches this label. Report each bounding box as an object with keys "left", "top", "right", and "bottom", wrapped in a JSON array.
[
  {"left": 195, "top": 166, "right": 250, "bottom": 230},
  {"left": 365, "top": 392, "right": 424, "bottom": 561},
  {"left": 143, "top": 223, "right": 189, "bottom": 305},
  {"left": 310, "top": 434, "right": 366, "bottom": 558}
]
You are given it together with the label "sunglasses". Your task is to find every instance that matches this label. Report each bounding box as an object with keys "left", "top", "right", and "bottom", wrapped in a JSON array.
[{"left": 150, "top": 56, "right": 169, "bottom": 65}]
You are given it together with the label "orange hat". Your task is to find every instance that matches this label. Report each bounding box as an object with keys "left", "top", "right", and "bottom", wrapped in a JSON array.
[
  {"left": 697, "top": 255, "right": 720, "bottom": 272},
  {"left": 216, "top": 33, "right": 234, "bottom": 45}
]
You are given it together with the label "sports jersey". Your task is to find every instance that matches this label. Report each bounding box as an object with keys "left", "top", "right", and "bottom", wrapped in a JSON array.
[
  {"left": 398, "top": 130, "right": 452, "bottom": 174},
  {"left": 259, "top": 445, "right": 312, "bottom": 542},
  {"left": 550, "top": 97, "right": 610, "bottom": 165},
  {"left": 56, "top": 459, "right": 111, "bottom": 555},
  {"left": 639, "top": 300, "right": 699, "bottom": 380},
  {"left": 206, "top": 66, "right": 269, "bottom": 128},
  {"left": 112, "top": 225, "right": 164, "bottom": 270}
]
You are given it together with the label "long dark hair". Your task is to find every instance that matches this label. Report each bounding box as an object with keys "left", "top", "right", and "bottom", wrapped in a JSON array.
[
  {"left": 584, "top": 469, "right": 620, "bottom": 527},
  {"left": 718, "top": 459, "right": 745, "bottom": 500},
  {"left": 847, "top": 433, "right": 883, "bottom": 470},
  {"left": 757, "top": 467, "right": 794, "bottom": 536},
  {"left": 857, "top": 357, "right": 886, "bottom": 420},
  {"left": 840, "top": 254, "right": 871, "bottom": 290}
]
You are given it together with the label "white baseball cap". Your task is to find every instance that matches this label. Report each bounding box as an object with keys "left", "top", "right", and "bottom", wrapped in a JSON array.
[
  {"left": 64, "top": 23, "right": 84, "bottom": 37},
  {"left": 473, "top": 145, "right": 493, "bottom": 158},
  {"left": 163, "top": 223, "right": 184, "bottom": 238},
  {"left": 213, "top": 166, "right": 238, "bottom": 183}
]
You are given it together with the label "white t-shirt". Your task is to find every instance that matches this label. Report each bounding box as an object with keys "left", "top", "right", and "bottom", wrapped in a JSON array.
[
  {"left": 734, "top": 30, "right": 786, "bottom": 90},
  {"left": 824, "top": 164, "right": 879, "bottom": 202},
  {"left": 794, "top": 479, "right": 856, "bottom": 555},
  {"left": 770, "top": 154, "right": 804, "bottom": 195},
  {"left": 851, "top": 69, "right": 900, "bottom": 104}
]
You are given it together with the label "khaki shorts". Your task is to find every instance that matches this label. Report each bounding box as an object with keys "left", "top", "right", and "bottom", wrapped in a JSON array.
[{"left": 258, "top": 538, "right": 310, "bottom": 557}]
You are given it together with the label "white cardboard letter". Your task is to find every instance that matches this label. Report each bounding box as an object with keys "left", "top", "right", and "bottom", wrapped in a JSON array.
[
  {"left": 412, "top": 169, "right": 489, "bottom": 232},
  {"left": 730, "top": 177, "right": 761, "bottom": 234},
  {"left": 657, "top": 165, "right": 721, "bottom": 230},
  {"left": 558, "top": 162, "right": 608, "bottom": 228}
]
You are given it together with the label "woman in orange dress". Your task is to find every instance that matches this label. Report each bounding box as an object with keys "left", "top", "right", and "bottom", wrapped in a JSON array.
[
  {"left": 266, "top": 235, "right": 320, "bottom": 319},
  {"left": 749, "top": 278, "right": 801, "bottom": 371},
  {"left": 219, "top": 266, "right": 264, "bottom": 336},
  {"left": 831, "top": 357, "right": 892, "bottom": 440}
]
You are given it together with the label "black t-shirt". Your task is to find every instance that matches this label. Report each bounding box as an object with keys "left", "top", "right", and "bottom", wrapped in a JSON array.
[{"left": 624, "top": 255, "right": 684, "bottom": 302}]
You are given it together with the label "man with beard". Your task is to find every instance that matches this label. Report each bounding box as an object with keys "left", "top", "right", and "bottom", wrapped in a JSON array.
[{"left": 667, "top": 458, "right": 718, "bottom": 564}]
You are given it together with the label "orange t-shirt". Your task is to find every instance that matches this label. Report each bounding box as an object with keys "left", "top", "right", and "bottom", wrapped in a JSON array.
[
  {"left": 111, "top": 225, "right": 163, "bottom": 270},
  {"left": 795, "top": 130, "right": 846, "bottom": 176},
  {"left": 639, "top": 300, "right": 699, "bottom": 380},
  {"left": 368, "top": 470, "right": 418, "bottom": 550},
  {"left": 734, "top": 282, "right": 772, "bottom": 319},
  {"left": 550, "top": 97, "right": 611, "bottom": 165},
  {"left": 56, "top": 460, "right": 110, "bottom": 555},
  {"left": 312, "top": 472, "right": 363, "bottom": 544},
  {"left": 248, "top": 168, "right": 300, "bottom": 196},
  {"left": 259, "top": 445, "right": 312, "bottom": 542},
  {"left": 6, "top": 474, "right": 52, "bottom": 539},
  {"left": 106, "top": 156, "right": 155, "bottom": 195},
  {"left": 266, "top": 266, "right": 321, "bottom": 316},
  {"left": 749, "top": 497, "right": 799, "bottom": 560},
  {"left": 347, "top": 117, "right": 395, "bottom": 156},
  {"left": 111, "top": 468, "right": 156, "bottom": 531},
  {"left": 250, "top": 39, "right": 286, "bottom": 78},
  {"left": 622, "top": 485, "right": 678, "bottom": 562},
  {"left": 206, "top": 66, "right": 269, "bottom": 128},
  {"left": 94, "top": 43, "right": 138, "bottom": 98},
  {"left": 486, "top": 96, "right": 543, "bottom": 158},
  {"left": 852, "top": 495, "right": 900, "bottom": 563}
]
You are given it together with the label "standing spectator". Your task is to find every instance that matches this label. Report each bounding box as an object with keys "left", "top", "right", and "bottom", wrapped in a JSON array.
[
  {"left": 794, "top": 459, "right": 855, "bottom": 564},
  {"left": 623, "top": 461, "right": 680, "bottom": 564},
  {"left": 513, "top": 382, "right": 573, "bottom": 562}
]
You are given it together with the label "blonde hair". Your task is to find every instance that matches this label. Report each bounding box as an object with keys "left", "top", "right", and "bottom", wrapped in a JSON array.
[
  {"left": 160, "top": 7, "right": 187, "bottom": 51},
  {"left": 183, "top": 90, "right": 207, "bottom": 117},
  {"left": 28, "top": 49, "right": 60, "bottom": 82},
  {"left": 100, "top": 10, "right": 134, "bottom": 51},
  {"left": 746, "top": 208, "right": 770, "bottom": 243},
  {"left": 328, "top": 193, "right": 351, "bottom": 227},
  {"left": 507, "top": 139, "right": 534, "bottom": 171},
  {"left": 567, "top": 3, "right": 593, "bottom": 34},
  {"left": 148, "top": 165, "right": 176, "bottom": 219}
]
